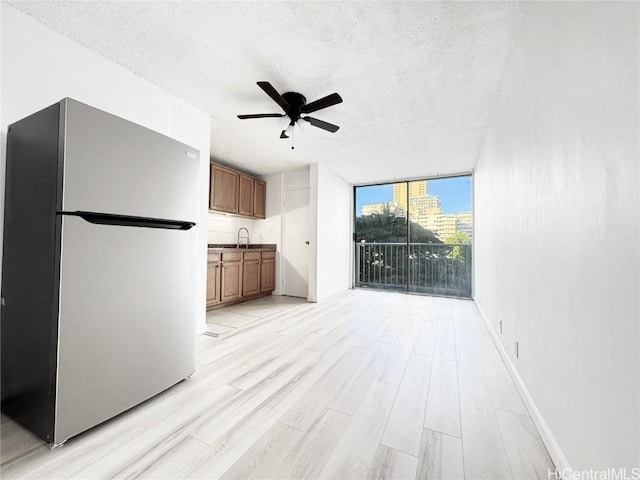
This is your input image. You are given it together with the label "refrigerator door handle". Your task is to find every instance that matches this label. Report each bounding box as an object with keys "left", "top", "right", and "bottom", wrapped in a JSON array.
[{"left": 57, "top": 211, "right": 196, "bottom": 230}]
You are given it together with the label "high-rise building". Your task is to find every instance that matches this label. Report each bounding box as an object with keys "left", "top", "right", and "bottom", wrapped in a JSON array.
[
  {"left": 423, "top": 215, "right": 459, "bottom": 241},
  {"left": 455, "top": 212, "right": 473, "bottom": 239},
  {"left": 409, "top": 196, "right": 442, "bottom": 215},
  {"left": 359, "top": 181, "right": 472, "bottom": 242},
  {"left": 392, "top": 181, "right": 428, "bottom": 212},
  {"left": 361, "top": 202, "right": 404, "bottom": 217},
  {"left": 392, "top": 180, "right": 442, "bottom": 217}
]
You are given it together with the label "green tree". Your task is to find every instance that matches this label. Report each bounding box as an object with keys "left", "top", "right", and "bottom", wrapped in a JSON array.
[
  {"left": 444, "top": 231, "right": 470, "bottom": 245},
  {"left": 355, "top": 206, "right": 441, "bottom": 244},
  {"left": 444, "top": 231, "right": 471, "bottom": 262}
]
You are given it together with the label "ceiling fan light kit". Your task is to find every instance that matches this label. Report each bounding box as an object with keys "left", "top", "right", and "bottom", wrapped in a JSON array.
[{"left": 237, "top": 81, "right": 342, "bottom": 148}]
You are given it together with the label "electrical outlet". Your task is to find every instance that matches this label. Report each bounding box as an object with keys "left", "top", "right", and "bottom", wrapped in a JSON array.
[
  {"left": 499, "top": 318, "right": 503, "bottom": 334},
  {"left": 514, "top": 340, "right": 519, "bottom": 359}
]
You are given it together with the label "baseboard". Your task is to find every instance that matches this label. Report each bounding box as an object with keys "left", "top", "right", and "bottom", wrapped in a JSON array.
[{"left": 474, "top": 300, "right": 572, "bottom": 474}]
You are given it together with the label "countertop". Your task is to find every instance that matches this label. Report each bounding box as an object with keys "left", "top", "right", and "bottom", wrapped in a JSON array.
[{"left": 207, "top": 243, "right": 276, "bottom": 251}]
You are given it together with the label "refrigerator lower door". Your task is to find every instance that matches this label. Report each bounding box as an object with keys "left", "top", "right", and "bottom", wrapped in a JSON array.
[{"left": 54, "top": 215, "right": 197, "bottom": 444}]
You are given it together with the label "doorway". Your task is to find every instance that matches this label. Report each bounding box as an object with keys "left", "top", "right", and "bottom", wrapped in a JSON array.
[{"left": 282, "top": 187, "right": 309, "bottom": 298}]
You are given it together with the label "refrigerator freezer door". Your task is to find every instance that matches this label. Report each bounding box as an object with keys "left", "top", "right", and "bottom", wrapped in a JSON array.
[
  {"left": 61, "top": 99, "right": 199, "bottom": 222},
  {"left": 54, "top": 215, "right": 197, "bottom": 444}
]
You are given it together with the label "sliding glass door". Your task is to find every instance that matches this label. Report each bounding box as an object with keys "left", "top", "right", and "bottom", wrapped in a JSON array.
[
  {"left": 354, "top": 175, "right": 473, "bottom": 298},
  {"left": 354, "top": 183, "right": 408, "bottom": 291}
]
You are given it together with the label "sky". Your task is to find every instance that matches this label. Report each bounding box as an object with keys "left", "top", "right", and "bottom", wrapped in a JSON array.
[{"left": 355, "top": 176, "right": 472, "bottom": 216}]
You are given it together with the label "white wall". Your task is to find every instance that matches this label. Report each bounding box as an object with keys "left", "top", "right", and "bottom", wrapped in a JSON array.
[
  {"left": 283, "top": 168, "right": 310, "bottom": 191},
  {"left": 207, "top": 213, "right": 256, "bottom": 245},
  {"left": 249, "top": 172, "right": 283, "bottom": 294},
  {"left": 0, "top": 5, "right": 211, "bottom": 333},
  {"left": 309, "top": 163, "right": 351, "bottom": 302},
  {"left": 474, "top": 1, "right": 639, "bottom": 470}
]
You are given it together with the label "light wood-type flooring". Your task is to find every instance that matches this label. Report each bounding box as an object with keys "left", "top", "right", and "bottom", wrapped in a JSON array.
[
  {"left": 1, "top": 289, "right": 554, "bottom": 479},
  {"left": 206, "top": 295, "right": 308, "bottom": 337}
]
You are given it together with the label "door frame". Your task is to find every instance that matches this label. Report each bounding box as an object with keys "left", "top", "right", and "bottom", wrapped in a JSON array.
[{"left": 281, "top": 186, "right": 310, "bottom": 298}]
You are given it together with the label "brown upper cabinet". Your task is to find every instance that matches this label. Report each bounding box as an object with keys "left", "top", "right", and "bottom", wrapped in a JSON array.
[
  {"left": 254, "top": 180, "right": 266, "bottom": 219},
  {"left": 210, "top": 164, "right": 239, "bottom": 214},
  {"left": 209, "top": 163, "right": 266, "bottom": 219},
  {"left": 238, "top": 174, "right": 254, "bottom": 217}
]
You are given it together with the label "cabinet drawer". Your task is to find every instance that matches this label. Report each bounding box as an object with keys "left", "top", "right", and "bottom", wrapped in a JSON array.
[
  {"left": 243, "top": 251, "right": 261, "bottom": 261},
  {"left": 261, "top": 251, "right": 275, "bottom": 260},
  {"left": 222, "top": 252, "right": 242, "bottom": 262},
  {"left": 207, "top": 252, "right": 221, "bottom": 262}
]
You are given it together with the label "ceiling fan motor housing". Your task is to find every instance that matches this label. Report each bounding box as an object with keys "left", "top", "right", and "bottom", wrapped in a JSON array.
[{"left": 282, "top": 92, "right": 306, "bottom": 124}]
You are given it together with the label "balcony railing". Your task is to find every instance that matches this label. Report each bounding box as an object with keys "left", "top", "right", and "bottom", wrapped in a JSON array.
[{"left": 355, "top": 242, "right": 472, "bottom": 298}]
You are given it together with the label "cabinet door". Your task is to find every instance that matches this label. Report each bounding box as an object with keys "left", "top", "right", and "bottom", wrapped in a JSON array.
[
  {"left": 206, "top": 262, "right": 221, "bottom": 307},
  {"left": 221, "top": 262, "right": 241, "bottom": 302},
  {"left": 210, "top": 164, "right": 239, "bottom": 213},
  {"left": 242, "top": 260, "right": 261, "bottom": 297},
  {"left": 238, "top": 174, "right": 254, "bottom": 217},
  {"left": 254, "top": 180, "right": 266, "bottom": 219},
  {"left": 260, "top": 259, "right": 275, "bottom": 292}
]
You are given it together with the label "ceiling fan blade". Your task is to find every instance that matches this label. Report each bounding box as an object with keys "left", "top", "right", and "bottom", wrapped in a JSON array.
[
  {"left": 237, "top": 113, "right": 286, "bottom": 119},
  {"left": 302, "top": 116, "right": 340, "bottom": 133},
  {"left": 300, "top": 93, "right": 343, "bottom": 114},
  {"left": 257, "top": 81, "right": 291, "bottom": 113}
]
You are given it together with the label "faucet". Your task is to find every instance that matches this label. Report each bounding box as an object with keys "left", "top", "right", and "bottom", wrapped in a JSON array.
[{"left": 236, "top": 227, "right": 250, "bottom": 249}]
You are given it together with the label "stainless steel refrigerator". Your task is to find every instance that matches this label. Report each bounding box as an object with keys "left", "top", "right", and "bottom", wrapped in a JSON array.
[{"left": 1, "top": 98, "right": 199, "bottom": 445}]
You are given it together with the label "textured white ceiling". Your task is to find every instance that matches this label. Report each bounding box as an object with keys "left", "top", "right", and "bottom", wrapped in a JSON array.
[{"left": 9, "top": 1, "right": 525, "bottom": 184}]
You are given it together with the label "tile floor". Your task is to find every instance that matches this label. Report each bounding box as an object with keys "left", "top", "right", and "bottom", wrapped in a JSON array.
[
  {"left": 206, "top": 295, "right": 308, "bottom": 337},
  {"left": 1, "top": 289, "right": 554, "bottom": 479}
]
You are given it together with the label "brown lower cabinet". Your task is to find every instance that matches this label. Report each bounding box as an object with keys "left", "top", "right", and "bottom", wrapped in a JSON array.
[
  {"left": 260, "top": 251, "right": 275, "bottom": 292},
  {"left": 207, "top": 247, "right": 276, "bottom": 310},
  {"left": 242, "top": 251, "right": 261, "bottom": 297},
  {"left": 206, "top": 251, "right": 222, "bottom": 308},
  {"left": 206, "top": 262, "right": 221, "bottom": 308},
  {"left": 221, "top": 262, "right": 242, "bottom": 303},
  {"left": 219, "top": 251, "right": 242, "bottom": 303}
]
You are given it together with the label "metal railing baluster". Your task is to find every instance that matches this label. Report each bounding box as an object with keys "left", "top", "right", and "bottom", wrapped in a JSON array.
[{"left": 355, "top": 242, "right": 472, "bottom": 297}]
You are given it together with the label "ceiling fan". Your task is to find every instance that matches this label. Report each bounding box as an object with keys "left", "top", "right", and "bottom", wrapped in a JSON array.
[{"left": 237, "top": 81, "right": 343, "bottom": 143}]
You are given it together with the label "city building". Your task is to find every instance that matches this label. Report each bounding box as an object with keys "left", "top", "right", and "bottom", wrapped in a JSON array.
[
  {"left": 361, "top": 202, "right": 404, "bottom": 217},
  {"left": 392, "top": 181, "right": 427, "bottom": 211},
  {"left": 362, "top": 182, "right": 471, "bottom": 241},
  {"left": 422, "top": 214, "right": 458, "bottom": 241},
  {"left": 455, "top": 212, "right": 473, "bottom": 239}
]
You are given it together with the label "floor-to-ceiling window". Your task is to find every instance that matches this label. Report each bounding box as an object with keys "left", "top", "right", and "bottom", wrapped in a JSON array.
[{"left": 354, "top": 175, "right": 473, "bottom": 298}]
